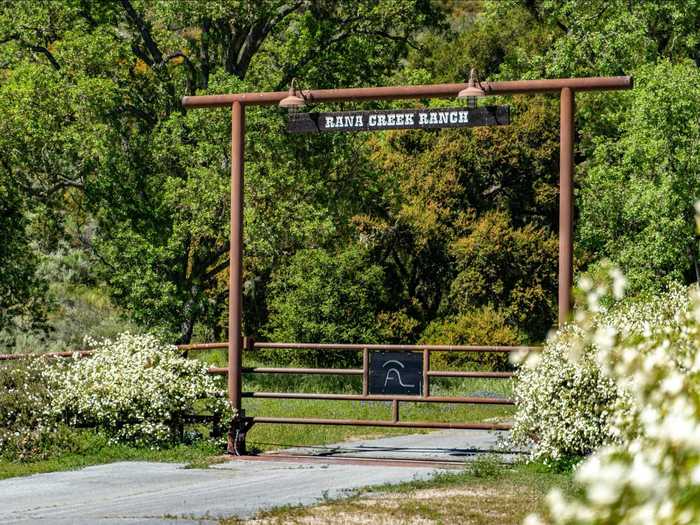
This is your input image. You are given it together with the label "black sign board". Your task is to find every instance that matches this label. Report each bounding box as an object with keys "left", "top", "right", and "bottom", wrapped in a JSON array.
[
  {"left": 369, "top": 351, "right": 423, "bottom": 396},
  {"left": 288, "top": 105, "right": 509, "bottom": 133}
]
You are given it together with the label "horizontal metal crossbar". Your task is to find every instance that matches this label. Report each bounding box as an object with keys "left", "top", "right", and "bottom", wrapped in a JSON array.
[
  {"left": 0, "top": 350, "right": 93, "bottom": 361},
  {"left": 242, "top": 367, "right": 363, "bottom": 375},
  {"left": 428, "top": 370, "right": 514, "bottom": 378},
  {"left": 180, "top": 341, "right": 539, "bottom": 353},
  {"left": 209, "top": 367, "right": 364, "bottom": 375},
  {"left": 207, "top": 366, "right": 513, "bottom": 379},
  {"left": 242, "top": 391, "right": 514, "bottom": 405},
  {"left": 181, "top": 76, "right": 633, "bottom": 108},
  {"left": 252, "top": 416, "right": 512, "bottom": 430}
]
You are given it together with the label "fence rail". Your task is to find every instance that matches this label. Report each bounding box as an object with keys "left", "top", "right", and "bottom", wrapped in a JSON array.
[
  {"left": 180, "top": 341, "right": 538, "bottom": 353},
  {"left": 193, "top": 341, "right": 537, "bottom": 433},
  {"left": 1, "top": 340, "right": 540, "bottom": 438}
]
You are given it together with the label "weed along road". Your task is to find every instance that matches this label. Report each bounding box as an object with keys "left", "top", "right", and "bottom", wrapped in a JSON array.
[{"left": 0, "top": 430, "right": 521, "bottom": 524}]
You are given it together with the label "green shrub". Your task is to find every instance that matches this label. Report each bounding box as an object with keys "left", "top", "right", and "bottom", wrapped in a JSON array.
[
  {"left": 448, "top": 210, "right": 558, "bottom": 339},
  {"left": 45, "top": 333, "right": 232, "bottom": 448},
  {"left": 0, "top": 359, "right": 78, "bottom": 461},
  {"left": 578, "top": 61, "right": 700, "bottom": 296},
  {"left": 264, "top": 246, "right": 386, "bottom": 367},
  {"left": 419, "top": 306, "right": 523, "bottom": 371},
  {"left": 376, "top": 309, "right": 421, "bottom": 343}
]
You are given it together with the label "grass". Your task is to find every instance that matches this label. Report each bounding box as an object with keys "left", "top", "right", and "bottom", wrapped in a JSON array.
[
  {"left": 221, "top": 459, "right": 577, "bottom": 524},
  {"left": 0, "top": 431, "right": 223, "bottom": 480}
]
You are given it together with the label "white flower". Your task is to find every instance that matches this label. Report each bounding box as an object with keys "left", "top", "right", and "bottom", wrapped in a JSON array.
[
  {"left": 609, "top": 268, "right": 627, "bottom": 300},
  {"left": 659, "top": 372, "right": 684, "bottom": 396},
  {"left": 628, "top": 455, "right": 656, "bottom": 492},
  {"left": 523, "top": 514, "right": 547, "bottom": 525},
  {"left": 690, "top": 464, "right": 700, "bottom": 484},
  {"left": 521, "top": 271, "right": 700, "bottom": 524},
  {"left": 593, "top": 325, "right": 617, "bottom": 351},
  {"left": 43, "top": 333, "right": 232, "bottom": 448}
]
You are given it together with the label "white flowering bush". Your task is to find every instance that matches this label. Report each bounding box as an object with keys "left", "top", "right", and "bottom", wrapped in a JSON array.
[
  {"left": 45, "top": 333, "right": 232, "bottom": 447},
  {"left": 1, "top": 360, "right": 50, "bottom": 460},
  {"left": 0, "top": 359, "right": 80, "bottom": 461},
  {"left": 512, "top": 324, "right": 620, "bottom": 464},
  {"left": 524, "top": 273, "right": 700, "bottom": 524},
  {"left": 512, "top": 272, "right": 689, "bottom": 465}
]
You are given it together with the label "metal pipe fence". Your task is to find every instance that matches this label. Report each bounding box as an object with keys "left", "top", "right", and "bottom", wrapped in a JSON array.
[
  {"left": 178, "top": 341, "right": 538, "bottom": 433},
  {"left": 0, "top": 341, "right": 539, "bottom": 444}
]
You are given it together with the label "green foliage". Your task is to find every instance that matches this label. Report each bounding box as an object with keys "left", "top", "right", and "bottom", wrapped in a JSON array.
[
  {"left": 376, "top": 309, "right": 421, "bottom": 343},
  {"left": 517, "top": 0, "right": 700, "bottom": 78},
  {"left": 0, "top": 0, "right": 442, "bottom": 344},
  {"left": 265, "top": 246, "right": 385, "bottom": 366},
  {"left": 1, "top": 0, "right": 698, "bottom": 360},
  {"left": 357, "top": 97, "right": 560, "bottom": 341},
  {"left": 578, "top": 61, "right": 700, "bottom": 292},
  {"left": 449, "top": 210, "right": 558, "bottom": 338},
  {"left": 0, "top": 186, "right": 46, "bottom": 334},
  {"left": 0, "top": 244, "right": 137, "bottom": 354},
  {"left": 467, "top": 454, "right": 501, "bottom": 479},
  {"left": 0, "top": 359, "right": 79, "bottom": 461},
  {"left": 419, "top": 306, "right": 523, "bottom": 371}
]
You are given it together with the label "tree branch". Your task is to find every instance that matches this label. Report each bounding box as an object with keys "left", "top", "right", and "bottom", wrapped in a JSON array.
[
  {"left": 276, "top": 24, "right": 419, "bottom": 90},
  {"left": 119, "top": 0, "right": 163, "bottom": 65},
  {"left": 0, "top": 33, "right": 60, "bottom": 70},
  {"left": 199, "top": 18, "right": 211, "bottom": 89},
  {"left": 27, "top": 43, "right": 60, "bottom": 70},
  {"left": 202, "top": 257, "right": 231, "bottom": 283},
  {"left": 161, "top": 51, "right": 197, "bottom": 94},
  {"left": 0, "top": 32, "right": 19, "bottom": 44},
  {"left": 354, "top": 29, "right": 420, "bottom": 50},
  {"left": 77, "top": 1, "right": 98, "bottom": 28},
  {"left": 233, "top": 1, "right": 304, "bottom": 79}
]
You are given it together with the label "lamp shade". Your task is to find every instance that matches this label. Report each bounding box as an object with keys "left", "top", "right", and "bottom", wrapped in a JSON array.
[
  {"left": 457, "top": 68, "right": 486, "bottom": 99},
  {"left": 279, "top": 79, "right": 305, "bottom": 108}
]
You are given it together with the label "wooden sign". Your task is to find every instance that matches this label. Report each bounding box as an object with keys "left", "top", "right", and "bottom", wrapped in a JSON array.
[
  {"left": 369, "top": 351, "right": 423, "bottom": 396},
  {"left": 288, "top": 105, "right": 509, "bottom": 133}
]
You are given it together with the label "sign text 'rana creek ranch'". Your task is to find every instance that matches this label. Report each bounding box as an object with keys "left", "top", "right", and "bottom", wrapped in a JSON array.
[{"left": 287, "top": 106, "right": 510, "bottom": 133}]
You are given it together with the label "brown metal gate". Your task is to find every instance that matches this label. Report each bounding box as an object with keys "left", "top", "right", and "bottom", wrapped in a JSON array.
[{"left": 181, "top": 340, "right": 540, "bottom": 454}]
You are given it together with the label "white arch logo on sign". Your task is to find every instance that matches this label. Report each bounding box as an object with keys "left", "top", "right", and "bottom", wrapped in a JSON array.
[{"left": 382, "top": 360, "right": 416, "bottom": 389}]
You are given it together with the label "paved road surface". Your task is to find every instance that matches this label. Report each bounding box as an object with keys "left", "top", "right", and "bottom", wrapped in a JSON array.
[
  {"left": 0, "top": 430, "right": 523, "bottom": 524},
  {"left": 276, "top": 428, "right": 523, "bottom": 462}
]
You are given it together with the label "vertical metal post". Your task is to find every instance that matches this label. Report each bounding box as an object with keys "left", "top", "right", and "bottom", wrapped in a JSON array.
[
  {"left": 245, "top": 336, "right": 255, "bottom": 353},
  {"left": 362, "top": 348, "right": 369, "bottom": 396},
  {"left": 391, "top": 399, "right": 399, "bottom": 422},
  {"left": 558, "top": 88, "right": 574, "bottom": 325},
  {"left": 228, "top": 101, "right": 245, "bottom": 454},
  {"left": 422, "top": 350, "right": 430, "bottom": 398}
]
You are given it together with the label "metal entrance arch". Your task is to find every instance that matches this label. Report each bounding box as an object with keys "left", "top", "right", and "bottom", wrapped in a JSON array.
[{"left": 182, "top": 75, "right": 633, "bottom": 454}]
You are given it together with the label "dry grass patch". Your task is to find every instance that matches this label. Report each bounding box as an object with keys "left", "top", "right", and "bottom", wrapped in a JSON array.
[
  {"left": 223, "top": 461, "right": 575, "bottom": 525},
  {"left": 243, "top": 483, "right": 540, "bottom": 525}
]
